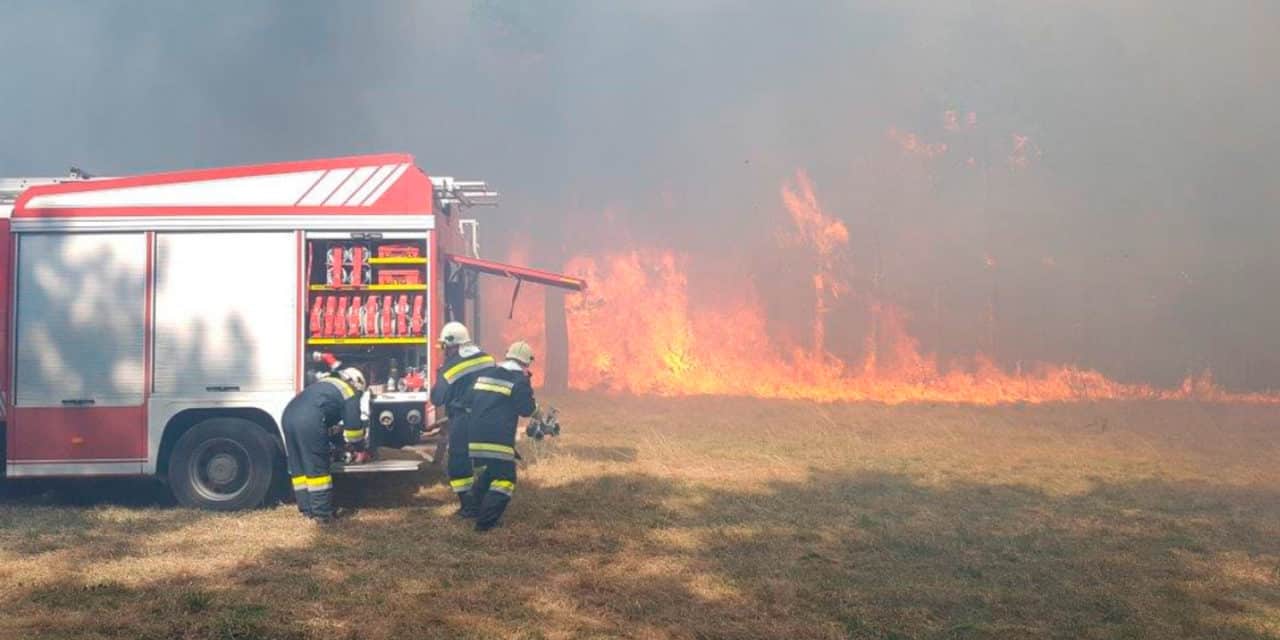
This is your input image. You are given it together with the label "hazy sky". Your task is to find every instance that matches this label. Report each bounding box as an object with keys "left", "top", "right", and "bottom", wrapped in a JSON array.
[{"left": 2, "top": 1, "right": 1278, "bottom": 388}]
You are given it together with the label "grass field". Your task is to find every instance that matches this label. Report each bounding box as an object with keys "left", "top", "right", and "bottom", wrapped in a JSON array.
[{"left": 2, "top": 393, "right": 1279, "bottom": 639}]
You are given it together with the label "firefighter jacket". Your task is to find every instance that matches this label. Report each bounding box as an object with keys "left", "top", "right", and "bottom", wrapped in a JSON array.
[
  {"left": 431, "top": 345, "right": 496, "bottom": 420},
  {"left": 467, "top": 360, "right": 537, "bottom": 462},
  {"left": 295, "top": 376, "right": 366, "bottom": 450}
]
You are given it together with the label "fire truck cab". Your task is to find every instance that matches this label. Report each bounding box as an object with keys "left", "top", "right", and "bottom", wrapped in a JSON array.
[{"left": 0, "top": 154, "right": 583, "bottom": 510}]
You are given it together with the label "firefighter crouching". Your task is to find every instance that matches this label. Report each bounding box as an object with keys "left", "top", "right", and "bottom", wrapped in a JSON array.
[
  {"left": 430, "top": 321, "right": 496, "bottom": 517},
  {"left": 282, "top": 367, "right": 367, "bottom": 523},
  {"left": 467, "top": 341, "right": 538, "bottom": 532}
]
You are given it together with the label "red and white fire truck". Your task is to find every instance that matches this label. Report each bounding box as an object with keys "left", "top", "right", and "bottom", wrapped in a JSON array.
[{"left": 0, "top": 154, "right": 584, "bottom": 509}]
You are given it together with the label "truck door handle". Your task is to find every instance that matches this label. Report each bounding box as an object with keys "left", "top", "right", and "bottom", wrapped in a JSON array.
[
  {"left": 205, "top": 385, "right": 241, "bottom": 392},
  {"left": 61, "top": 398, "right": 96, "bottom": 406}
]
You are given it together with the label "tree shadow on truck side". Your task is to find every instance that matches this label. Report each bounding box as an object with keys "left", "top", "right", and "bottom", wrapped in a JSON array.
[{"left": 4, "top": 234, "right": 281, "bottom": 510}]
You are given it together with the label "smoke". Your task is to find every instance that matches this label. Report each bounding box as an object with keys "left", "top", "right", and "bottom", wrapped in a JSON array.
[{"left": 2, "top": 1, "right": 1278, "bottom": 389}]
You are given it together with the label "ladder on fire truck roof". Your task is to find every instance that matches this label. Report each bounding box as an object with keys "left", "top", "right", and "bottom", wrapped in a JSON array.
[{"left": 430, "top": 177, "right": 499, "bottom": 208}]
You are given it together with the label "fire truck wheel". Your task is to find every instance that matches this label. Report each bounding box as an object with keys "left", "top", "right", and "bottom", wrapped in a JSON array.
[{"left": 168, "top": 418, "right": 276, "bottom": 511}]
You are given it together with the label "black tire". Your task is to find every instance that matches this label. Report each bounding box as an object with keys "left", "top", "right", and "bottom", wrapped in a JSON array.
[{"left": 167, "top": 417, "right": 277, "bottom": 511}]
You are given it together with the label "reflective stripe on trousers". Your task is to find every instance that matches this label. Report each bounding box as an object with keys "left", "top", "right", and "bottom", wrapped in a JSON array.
[
  {"left": 469, "top": 442, "right": 515, "bottom": 461},
  {"left": 488, "top": 479, "right": 516, "bottom": 496},
  {"left": 306, "top": 475, "right": 333, "bottom": 492}
]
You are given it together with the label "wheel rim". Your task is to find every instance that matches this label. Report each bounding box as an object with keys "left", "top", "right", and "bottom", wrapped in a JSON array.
[{"left": 188, "top": 437, "right": 252, "bottom": 503}]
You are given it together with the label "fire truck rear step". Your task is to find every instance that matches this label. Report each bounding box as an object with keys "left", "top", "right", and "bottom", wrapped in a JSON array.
[
  {"left": 330, "top": 440, "right": 441, "bottom": 474},
  {"left": 332, "top": 459, "right": 423, "bottom": 474}
]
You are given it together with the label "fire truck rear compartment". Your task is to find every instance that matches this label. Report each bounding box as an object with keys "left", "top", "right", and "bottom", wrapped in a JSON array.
[{"left": 303, "top": 235, "right": 437, "bottom": 469}]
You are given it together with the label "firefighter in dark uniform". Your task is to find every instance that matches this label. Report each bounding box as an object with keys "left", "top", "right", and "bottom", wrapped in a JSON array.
[
  {"left": 282, "top": 366, "right": 367, "bottom": 523},
  {"left": 467, "top": 341, "right": 538, "bottom": 532},
  {"left": 430, "top": 321, "right": 496, "bottom": 516}
]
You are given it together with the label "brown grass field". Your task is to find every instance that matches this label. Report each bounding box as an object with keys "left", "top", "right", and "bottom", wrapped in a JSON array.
[{"left": 2, "top": 393, "right": 1279, "bottom": 639}]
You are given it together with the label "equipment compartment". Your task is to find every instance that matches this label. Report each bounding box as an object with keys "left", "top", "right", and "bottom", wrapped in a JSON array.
[
  {"left": 303, "top": 234, "right": 434, "bottom": 452},
  {"left": 305, "top": 237, "right": 430, "bottom": 344}
]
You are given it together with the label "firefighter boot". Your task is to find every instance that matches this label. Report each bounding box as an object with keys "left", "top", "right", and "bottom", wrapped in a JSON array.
[
  {"left": 454, "top": 489, "right": 480, "bottom": 519},
  {"left": 474, "top": 460, "right": 516, "bottom": 532},
  {"left": 291, "top": 476, "right": 312, "bottom": 518},
  {"left": 458, "top": 462, "right": 491, "bottom": 519},
  {"left": 449, "top": 478, "right": 479, "bottom": 518},
  {"left": 307, "top": 474, "right": 335, "bottom": 523},
  {"left": 474, "top": 487, "right": 512, "bottom": 532}
]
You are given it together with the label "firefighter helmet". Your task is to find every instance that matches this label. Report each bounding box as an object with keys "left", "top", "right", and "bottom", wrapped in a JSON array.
[
  {"left": 438, "top": 321, "right": 471, "bottom": 347},
  {"left": 338, "top": 367, "right": 367, "bottom": 392},
  {"left": 506, "top": 341, "right": 535, "bottom": 366}
]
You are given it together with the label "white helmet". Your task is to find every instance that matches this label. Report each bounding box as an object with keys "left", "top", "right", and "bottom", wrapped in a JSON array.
[
  {"left": 506, "top": 341, "right": 535, "bottom": 366},
  {"left": 438, "top": 321, "right": 471, "bottom": 347},
  {"left": 338, "top": 367, "right": 367, "bottom": 393}
]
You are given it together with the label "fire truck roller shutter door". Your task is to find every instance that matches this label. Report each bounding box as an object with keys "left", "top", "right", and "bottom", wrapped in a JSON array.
[
  {"left": 153, "top": 233, "right": 297, "bottom": 394},
  {"left": 10, "top": 232, "right": 148, "bottom": 463}
]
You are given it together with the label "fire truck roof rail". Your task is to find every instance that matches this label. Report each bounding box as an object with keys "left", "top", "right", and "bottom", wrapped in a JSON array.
[
  {"left": 1, "top": 173, "right": 99, "bottom": 218},
  {"left": 0, "top": 170, "right": 99, "bottom": 204},
  {"left": 431, "top": 176, "right": 499, "bottom": 208},
  {"left": 1, "top": 178, "right": 64, "bottom": 205}
]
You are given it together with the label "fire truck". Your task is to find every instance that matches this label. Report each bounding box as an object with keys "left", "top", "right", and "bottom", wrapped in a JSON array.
[{"left": 0, "top": 154, "right": 584, "bottom": 510}]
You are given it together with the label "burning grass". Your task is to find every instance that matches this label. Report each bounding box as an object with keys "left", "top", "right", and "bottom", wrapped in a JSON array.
[
  {"left": 2, "top": 394, "right": 1280, "bottom": 638},
  {"left": 491, "top": 171, "right": 1280, "bottom": 406}
]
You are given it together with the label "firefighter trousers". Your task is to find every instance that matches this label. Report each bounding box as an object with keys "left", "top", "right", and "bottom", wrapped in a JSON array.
[
  {"left": 469, "top": 458, "right": 516, "bottom": 531},
  {"left": 282, "top": 405, "right": 334, "bottom": 520},
  {"left": 446, "top": 416, "right": 476, "bottom": 511}
]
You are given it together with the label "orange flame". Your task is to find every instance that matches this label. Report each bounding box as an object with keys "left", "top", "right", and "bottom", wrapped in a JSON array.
[
  {"left": 490, "top": 171, "right": 1280, "bottom": 405},
  {"left": 780, "top": 170, "right": 849, "bottom": 353}
]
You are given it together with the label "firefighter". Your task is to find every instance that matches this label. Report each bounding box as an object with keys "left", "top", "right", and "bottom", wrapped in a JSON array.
[
  {"left": 467, "top": 341, "right": 538, "bottom": 532},
  {"left": 283, "top": 366, "right": 367, "bottom": 523},
  {"left": 430, "top": 321, "right": 496, "bottom": 516}
]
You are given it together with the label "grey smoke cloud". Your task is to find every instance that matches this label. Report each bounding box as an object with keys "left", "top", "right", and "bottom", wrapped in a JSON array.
[{"left": 1, "top": 1, "right": 1277, "bottom": 389}]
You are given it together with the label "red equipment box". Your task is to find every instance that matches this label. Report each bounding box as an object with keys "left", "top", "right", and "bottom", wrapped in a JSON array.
[
  {"left": 377, "top": 244, "right": 420, "bottom": 258},
  {"left": 377, "top": 269, "right": 423, "bottom": 285}
]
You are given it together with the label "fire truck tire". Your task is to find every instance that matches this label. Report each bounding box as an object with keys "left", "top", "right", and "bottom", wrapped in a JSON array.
[{"left": 167, "top": 418, "right": 276, "bottom": 511}]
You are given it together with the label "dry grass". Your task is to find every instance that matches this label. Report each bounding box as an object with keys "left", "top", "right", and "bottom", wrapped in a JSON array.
[{"left": 2, "top": 393, "right": 1280, "bottom": 639}]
